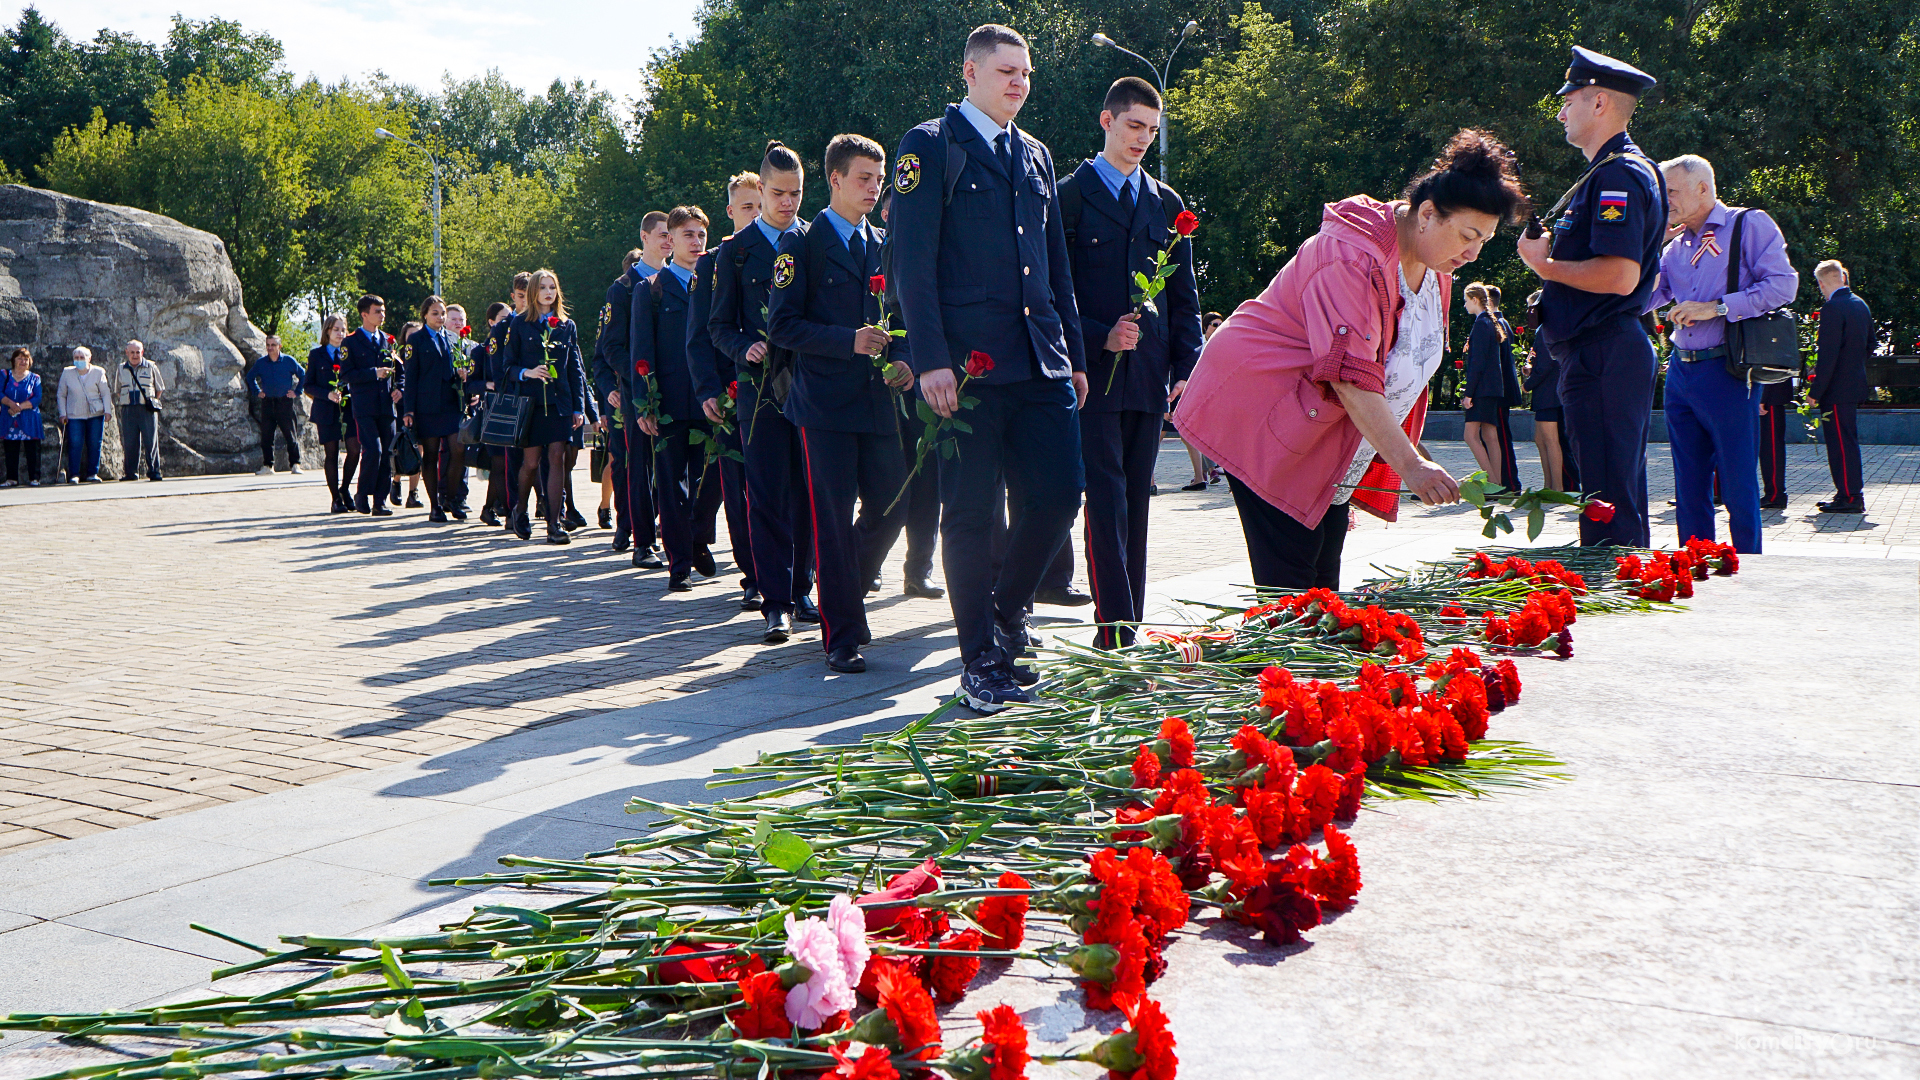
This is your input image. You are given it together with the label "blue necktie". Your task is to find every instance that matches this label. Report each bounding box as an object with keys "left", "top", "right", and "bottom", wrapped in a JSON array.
[
  {"left": 994, "top": 132, "right": 1012, "bottom": 180},
  {"left": 849, "top": 227, "right": 866, "bottom": 269}
]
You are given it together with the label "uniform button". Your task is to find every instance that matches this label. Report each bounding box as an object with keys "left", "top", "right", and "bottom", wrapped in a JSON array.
[
  {"left": 1022, "top": 266, "right": 1029, "bottom": 275},
  {"left": 1337, "top": 326, "right": 1348, "bottom": 335},
  {"left": 1023, "top": 306, "right": 1030, "bottom": 316},
  {"left": 1017, "top": 226, "right": 1024, "bottom": 235}
]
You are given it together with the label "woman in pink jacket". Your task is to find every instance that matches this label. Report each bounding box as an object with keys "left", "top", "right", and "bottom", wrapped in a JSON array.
[{"left": 1172, "top": 130, "right": 1527, "bottom": 589}]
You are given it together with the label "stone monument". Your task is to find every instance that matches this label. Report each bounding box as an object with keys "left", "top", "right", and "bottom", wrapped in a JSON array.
[{"left": 0, "top": 184, "right": 313, "bottom": 479}]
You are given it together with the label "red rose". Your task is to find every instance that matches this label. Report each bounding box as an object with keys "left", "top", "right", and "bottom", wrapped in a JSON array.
[
  {"left": 634, "top": 358, "right": 651, "bottom": 377},
  {"left": 726, "top": 380, "right": 739, "bottom": 400},
  {"left": 546, "top": 315, "right": 560, "bottom": 328},
  {"left": 657, "top": 943, "right": 719, "bottom": 983},
  {"left": 1174, "top": 209, "right": 1199, "bottom": 236},
  {"left": 869, "top": 274, "right": 886, "bottom": 295},
  {"left": 331, "top": 364, "right": 341, "bottom": 374},
  {"left": 1453, "top": 358, "right": 1465, "bottom": 370},
  {"left": 1654, "top": 323, "right": 1666, "bottom": 333},
  {"left": 384, "top": 333, "right": 394, "bottom": 346},
  {"left": 1582, "top": 500, "right": 1616, "bottom": 523},
  {"left": 964, "top": 351, "right": 994, "bottom": 378},
  {"left": 857, "top": 858, "right": 942, "bottom": 930}
]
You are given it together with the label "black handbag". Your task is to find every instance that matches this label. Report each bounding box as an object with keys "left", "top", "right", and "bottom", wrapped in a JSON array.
[
  {"left": 456, "top": 404, "right": 487, "bottom": 447},
  {"left": 391, "top": 427, "right": 422, "bottom": 475},
  {"left": 479, "top": 390, "right": 529, "bottom": 446},
  {"left": 1722, "top": 209, "right": 1799, "bottom": 385}
]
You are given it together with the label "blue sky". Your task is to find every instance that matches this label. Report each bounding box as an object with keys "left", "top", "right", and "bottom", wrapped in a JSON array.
[{"left": 34, "top": 0, "right": 702, "bottom": 107}]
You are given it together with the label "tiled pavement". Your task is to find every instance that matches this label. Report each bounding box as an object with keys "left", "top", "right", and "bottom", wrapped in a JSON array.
[{"left": 1, "top": 439, "right": 1915, "bottom": 853}]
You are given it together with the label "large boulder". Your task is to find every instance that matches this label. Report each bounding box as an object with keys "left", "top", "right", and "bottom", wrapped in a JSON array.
[{"left": 0, "top": 185, "right": 311, "bottom": 478}]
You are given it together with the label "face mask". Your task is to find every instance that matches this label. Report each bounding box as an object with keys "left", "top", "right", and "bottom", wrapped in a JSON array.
[{"left": 74, "top": 358, "right": 87, "bottom": 368}]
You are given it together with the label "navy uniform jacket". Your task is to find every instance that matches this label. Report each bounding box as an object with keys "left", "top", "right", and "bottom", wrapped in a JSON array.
[
  {"left": 1497, "top": 317, "right": 1521, "bottom": 398},
  {"left": 303, "top": 344, "right": 344, "bottom": 402},
  {"left": 342, "top": 327, "right": 402, "bottom": 417},
  {"left": 501, "top": 315, "right": 586, "bottom": 417},
  {"left": 401, "top": 326, "right": 463, "bottom": 420},
  {"left": 1812, "top": 286, "right": 1873, "bottom": 404},
  {"left": 688, "top": 246, "right": 736, "bottom": 405},
  {"left": 485, "top": 314, "right": 518, "bottom": 388},
  {"left": 592, "top": 267, "right": 642, "bottom": 416},
  {"left": 708, "top": 222, "right": 802, "bottom": 380},
  {"left": 1059, "top": 160, "right": 1200, "bottom": 412},
  {"left": 1463, "top": 313, "right": 1509, "bottom": 399},
  {"left": 889, "top": 104, "right": 1085, "bottom": 384},
  {"left": 767, "top": 218, "right": 896, "bottom": 433},
  {"left": 1540, "top": 130, "right": 1667, "bottom": 347},
  {"left": 462, "top": 340, "right": 488, "bottom": 400},
  {"left": 630, "top": 266, "right": 700, "bottom": 427}
]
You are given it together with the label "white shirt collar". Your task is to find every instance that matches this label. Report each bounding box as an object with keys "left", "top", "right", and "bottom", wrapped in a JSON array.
[{"left": 957, "top": 98, "right": 1014, "bottom": 147}]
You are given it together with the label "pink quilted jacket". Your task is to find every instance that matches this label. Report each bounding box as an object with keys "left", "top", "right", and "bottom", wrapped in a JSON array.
[{"left": 1172, "top": 195, "right": 1447, "bottom": 528}]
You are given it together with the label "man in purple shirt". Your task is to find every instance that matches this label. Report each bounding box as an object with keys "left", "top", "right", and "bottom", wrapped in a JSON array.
[{"left": 1648, "top": 154, "right": 1799, "bottom": 553}]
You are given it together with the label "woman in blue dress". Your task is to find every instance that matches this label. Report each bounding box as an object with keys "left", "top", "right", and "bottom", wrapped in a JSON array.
[
  {"left": 504, "top": 268, "right": 585, "bottom": 544},
  {"left": 304, "top": 315, "right": 361, "bottom": 512},
  {"left": 1, "top": 347, "right": 45, "bottom": 486}
]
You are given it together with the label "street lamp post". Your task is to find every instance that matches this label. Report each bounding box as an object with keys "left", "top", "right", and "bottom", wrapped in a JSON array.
[
  {"left": 1092, "top": 21, "right": 1199, "bottom": 184},
  {"left": 376, "top": 126, "right": 443, "bottom": 297}
]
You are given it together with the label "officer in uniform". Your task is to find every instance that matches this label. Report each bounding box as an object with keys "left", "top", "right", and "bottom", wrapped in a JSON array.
[
  {"left": 708, "top": 141, "right": 818, "bottom": 644},
  {"left": 593, "top": 247, "right": 661, "bottom": 564},
  {"left": 891, "top": 23, "right": 1087, "bottom": 712},
  {"left": 690, "top": 173, "right": 763, "bottom": 610},
  {"left": 1518, "top": 46, "right": 1666, "bottom": 546},
  {"left": 768, "top": 134, "right": 916, "bottom": 673},
  {"left": 873, "top": 189, "right": 943, "bottom": 601},
  {"left": 1058, "top": 77, "right": 1202, "bottom": 649},
  {"left": 343, "top": 293, "right": 404, "bottom": 517}
]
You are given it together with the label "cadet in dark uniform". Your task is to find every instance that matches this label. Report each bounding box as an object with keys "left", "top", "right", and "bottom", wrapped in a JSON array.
[
  {"left": 1057, "top": 77, "right": 1201, "bottom": 649},
  {"left": 891, "top": 24, "right": 1087, "bottom": 711},
  {"left": 304, "top": 314, "right": 359, "bottom": 513},
  {"left": 690, "top": 173, "right": 764, "bottom": 610},
  {"left": 592, "top": 246, "right": 658, "bottom": 561},
  {"left": 503, "top": 269, "right": 587, "bottom": 544},
  {"left": 708, "top": 142, "right": 818, "bottom": 644},
  {"left": 1811, "top": 259, "right": 1871, "bottom": 514},
  {"left": 624, "top": 212, "right": 671, "bottom": 566},
  {"left": 342, "top": 293, "right": 403, "bottom": 517},
  {"left": 768, "top": 134, "right": 916, "bottom": 673},
  {"left": 1518, "top": 46, "right": 1666, "bottom": 546},
  {"left": 401, "top": 296, "right": 468, "bottom": 522},
  {"left": 633, "top": 206, "right": 723, "bottom": 591}
]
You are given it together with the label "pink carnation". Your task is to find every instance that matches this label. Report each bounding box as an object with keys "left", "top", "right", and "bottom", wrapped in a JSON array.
[
  {"left": 784, "top": 909, "right": 857, "bottom": 1027},
  {"left": 828, "top": 894, "right": 871, "bottom": 990}
]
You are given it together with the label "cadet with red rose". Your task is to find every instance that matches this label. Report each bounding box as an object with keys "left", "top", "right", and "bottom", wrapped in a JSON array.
[
  {"left": 1057, "top": 77, "right": 1203, "bottom": 649},
  {"left": 342, "top": 293, "right": 405, "bottom": 516},
  {"left": 689, "top": 173, "right": 764, "bottom": 610}
]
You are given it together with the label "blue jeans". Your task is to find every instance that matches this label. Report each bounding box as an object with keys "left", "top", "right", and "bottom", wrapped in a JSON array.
[
  {"left": 65, "top": 416, "right": 103, "bottom": 479},
  {"left": 1665, "top": 356, "right": 1762, "bottom": 553}
]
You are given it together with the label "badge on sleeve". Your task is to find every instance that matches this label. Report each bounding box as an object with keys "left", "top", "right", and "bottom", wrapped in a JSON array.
[
  {"left": 894, "top": 153, "right": 921, "bottom": 194},
  {"left": 773, "top": 253, "right": 795, "bottom": 289},
  {"left": 1598, "top": 190, "right": 1628, "bottom": 223},
  {"left": 598, "top": 302, "right": 611, "bottom": 329}
]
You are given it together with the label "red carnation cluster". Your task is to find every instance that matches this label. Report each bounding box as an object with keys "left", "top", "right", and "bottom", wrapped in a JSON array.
[
  {"left": 849, "top": 860, "right": 990, "bottom": 1007},
  {"left": 1256, "top": 654, "right": 1510, "bottom": 776},
  {"left": 1243, "top": 588, "right": 1428, "bottom": 663},
  {"left": 1071, "top": 845, "right": 1189, "bottom": 1011},
  {"left": 1617, "top": 541, "right": 1740, "bottom": 602},
  {"left": 1461, "top": 553, "right": 1588, "bottom": 594},
  {"left": 1480, "top": 590, "right": 1577, "bottom": 658},
  {"left": 1683, "top": 537, "right": 1740, "bottom": 576}
]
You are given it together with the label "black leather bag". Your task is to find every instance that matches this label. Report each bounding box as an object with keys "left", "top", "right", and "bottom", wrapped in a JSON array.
[
  {"left": 1723, "top": 209, "right": 1799, "bottom": 385},
  {"left": 456, "top": 405, "right": 487, "bottom": 447},
  {"left": 478, "top": 390, "right": 529, "bottom": 447}
]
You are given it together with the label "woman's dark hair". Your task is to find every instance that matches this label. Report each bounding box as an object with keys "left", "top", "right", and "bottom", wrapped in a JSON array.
[
  {"left": 1402, "top": 128, "right": 1528, "bottom": 226},
  {"left": 10, "top": 346, "right": 29, "bottom": 364},
  {"left": 419, "top": 294, "right": 445, "bottom": 318},
  {"left": 485, "top": 302, "right": 510, "bottom": 323},
  {"left": 762, "top": 139, "right": 802, "bottom": 176}
]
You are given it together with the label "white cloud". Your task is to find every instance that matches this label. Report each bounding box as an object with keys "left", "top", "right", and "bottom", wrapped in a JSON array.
[{"left": 28, "top": 0, "right": 701, "bottom": 108}]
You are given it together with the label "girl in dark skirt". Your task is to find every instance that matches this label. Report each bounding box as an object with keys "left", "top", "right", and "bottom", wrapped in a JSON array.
[
  {"left": 304, "top": 315, "right": 361, "bottom": 512},
  {"left": 504, "top": 268, "right": 586, "bottom": 543},
  {"left": 1459, "top": 282, "right": 1514, "bottom": 490},
  {"left": 402, "top": 295, "right": 471, "bottom": 522}
]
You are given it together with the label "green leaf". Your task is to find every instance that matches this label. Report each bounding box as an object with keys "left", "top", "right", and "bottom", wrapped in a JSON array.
[
  {"left": 1459, "top": 481, "right": 1488, "bottom": 507},
  {"left": 760, "top": 830, "right": 813, "bottom": 873},
  {"left": 1157, "top": 262, "right": 1179, "bottom": 281},
  {"left": 889, "top": 328, "right": 907, "bottom": 337},
  {"left": 1133, "top": 271, "right": 1152, "bottom": 292},
  {"left": 940, "top": 814, "right": 1002, "bottom": 857},
  {"left": 1526, "top": 505, "right": 1545, "bottom": 540},
  {"left": 938, "top": 440, "right": 957, "bottom": 459},
  {"left": 915, "top": 399, "right": 937, "bottom": 423},
  {"left": 960, "top": 395, "right": 980, "bottom": 409},
  {"left": 475, "top": 906, "right": 553, "bottom": 932},
  {"left": 377, "top": 943, "right": 414, "bottom": 991},
  {"left": 948, "top": 418, "right": 972, "bottom": 434}
]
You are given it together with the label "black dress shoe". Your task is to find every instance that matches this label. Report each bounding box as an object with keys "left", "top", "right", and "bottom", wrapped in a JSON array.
[
  {"left": 548, "top": 522, "right": 571, "bottom": 544},
  {"left": 428, "top": 509, "right": 449, "bottom": 523},
  {"left": 598, "top": 507, "right": 612, "bottom": 530},
  {"left": 1816, "top": 500, "right": 1866, "bottom": 514},
  {"left": 449, "top": 507, "right": 468, "bottom": 521},
  {"left": 795, "top": 595, "right": 822, "bottom": 624},
  {"left": 1034, "top": 585, "right": 1094, "bottom": 608},
  {"left": 1759, "top": 496, "right": 1788, "bottom": 510},
  {"left": 904, "top": 576, "right": 944, "bottom": 599},
  {"left": 391, "top": 483, "right": 403, "bottom": 504},
  {"left": 692, "top": 546, "right": 717, "bottom": 578},
  {"left": 741, "top": 588, "right": 763, "bottom": 612},
  {"left": 611, "top": 533, "right": 632, "bottom": 553},
  {"left": 480, "top": 508, "right": 502, "bottom": 527},
  {"left": 513, "top": 512, "right": 533, "bottom": 541},
  {"left": 370, "top": 502, "right": 393, "bottom": 517},
  {"left": 564, "top": 507, "right": 588, "bottom": 531},
  {"left": 355, "top": 494, "right": 371, "bottom": 514},
  {"left": 865, "top": 576, "right": 881, "bottom": 595},
  {"left": 330, "top": 496, "right": 350, "bottom": 513},
  {"left": 635, "top": 549, "right": 664, "bottom": 569},
  {"left": 667, "top": 574, "right": 693, "bottom": 592},
  {"left": 827, "top": 646, "right": 866, "bottom": 673},
  {"left": 763, "top": 610, "right": 792, "bottom": 644},
  {"left": 406, "top": 493, "right": 423, "bottom": 509}
]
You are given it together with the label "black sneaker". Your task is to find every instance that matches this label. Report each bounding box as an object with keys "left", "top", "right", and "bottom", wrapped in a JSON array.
[
  {"left": 958, "top": 656, "right": 1032, "bottom": 714},
  {"left": 598, "top": 507, "right": 612, "bottom": 530},
  {"left": 668, "top": 574, "right": 693, "bottom": 592},
  {"left": 635, "top": 548, "right": 664, "bottom": 569},
  {"left": 995, "top": 613, "right": 1039, "bottom": 658},
  {"left": 692, "top": 546, "right": 717, "bottom": 578}
]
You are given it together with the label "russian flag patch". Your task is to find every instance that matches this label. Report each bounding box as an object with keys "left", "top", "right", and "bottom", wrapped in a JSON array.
[{"left": 1598, "top": 190, "right": 1628, "bottom": 222}]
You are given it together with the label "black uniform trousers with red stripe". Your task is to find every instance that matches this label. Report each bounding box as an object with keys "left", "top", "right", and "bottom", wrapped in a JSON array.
[
  {"left": 1759, "top": 379, "right": 1792, "bottom": 502},
  {"left": 800, "top": 427, "right": 906, "bottom": 654},
  {"left": 654, "top": 421, "right": 724, "bottom": 576},
  {"left": 1823, "top": 402, "right": 1862, "bottom": 502},
  {"left": 1079, "top": 408, "right": 1160, "bottom": 647}
]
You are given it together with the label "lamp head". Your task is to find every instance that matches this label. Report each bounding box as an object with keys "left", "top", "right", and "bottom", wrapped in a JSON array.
[
  {"left": 1181, "top": 20, "right": 1198, "bottom": 37},
  {"left": 375, "top": 128, "right": 395, "bottom": 140},
  {"left": 1092, "top": 32, "right": 1114, "bottom": 47}
]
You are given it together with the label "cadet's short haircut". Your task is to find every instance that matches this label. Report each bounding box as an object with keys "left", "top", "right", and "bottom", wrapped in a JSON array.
[
  {"left": 727, "top": 171, "right": 761, "bottom": 197},
  {"left": 511, "top": 271, "right": 532, "bottom": 292},
  {"left": 641, "top": 210, "right": 670, "bottom": 234},
  {"left": 1486, "top": 285, "right": 1503, "bottom": 307},
  {"left": 1102, "top": 77, "right": 1161, "bottom": 117},
  {"left": 824, "top": 134, "right": 885, "bottom": 178},
  {"left": 622, "top": 247, "right": 645, "bottom": 270},
  {"left": 1815, "top": 259, "right": 1848, "bottom": 282},
  {"left": 965, "top": 23, "right": 1027, "bottom": 63},
  {"left": 761, "top": 140, "right": 802, "bottom": 177},
  {"left": 667, "top": 205, "right": 710, "bottom": 231},
  {"left": 356, "top": 294, "right": 384, "bottom": 314},
  {"left": 485, "top": 302, "right": 509, "bottom": 322}
]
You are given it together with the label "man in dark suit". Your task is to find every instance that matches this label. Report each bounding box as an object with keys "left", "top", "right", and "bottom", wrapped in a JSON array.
[
  {"left": 1058, "top": 77, "right": 1202, "bottom": 649},
  {"left": 342, "top": 293, "right": 404, "bottom": 516},
  {"left": 891, "top": 23, "right": 1087, "bottom": 712},
  {"left": 1810, "top": 259, "right": 1872, "bottom": 514},
  {"left": 769, "top": 134, "right": 916, "bottom": 673},
  {"left": 709, "top": 142, "right": 818, "bottom": 643},
  {"left": 690, "top": 173, "right": 763, "bottom": 610}
]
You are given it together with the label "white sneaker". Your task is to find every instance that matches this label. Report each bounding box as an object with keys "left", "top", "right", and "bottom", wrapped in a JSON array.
[
  {"left": 1, "top": 480, "right": 14, "bottom": 488},
  {"left": 289, "top": 463, "right": 304, "bottom": 474},
  {"left": 255, "top": 465, "right": 275, "bottom": 476}
]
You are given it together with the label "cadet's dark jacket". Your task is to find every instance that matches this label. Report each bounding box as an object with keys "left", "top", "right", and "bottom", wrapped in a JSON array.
[
  {"left": 766, "top": 218, "right": 895, "bottom": 434},
  {"left": 462, "top": 340, "right": 488, "bottom": 400},
  {"left": 1812, "top": 286, "right": 1873, "bottom": 405},
  {"left": 688, "top": 247, "right": 735, "bottom": 405},
  {"left": 485, "top": 314, "right": 517, "bottom": 388},
  {"left": 1539, "top": 130, "right": 1667, "bottom": 347},
  {"left": 402, "top": 326, "right": 463, "bottom": 421},
  {"left": 342, "top": 327, "right": 402, "bottom": 417},
  {"left": 1058, "top": 160, "right": 1201, "bottom": 412},
  {"left": 303, "top": 344, "right": 344, "bottom": 402},
  {"left": 889, "top": 104, "right": 1084, "bottom": 384},
  {"left": 501, "top": 315, "right": 586, "bottom": 418},
  {"left": 708, "top": 222, "right": 800, "bottom": 377},
  {"left": 630, "top": 266, "right": 700, "bottom": 427},
  {"left": 592, "top": 267, "right": 643, "bottom": 415},
  {"left": 1462, "top": 313, "right": 1509, "bottom": 399}
]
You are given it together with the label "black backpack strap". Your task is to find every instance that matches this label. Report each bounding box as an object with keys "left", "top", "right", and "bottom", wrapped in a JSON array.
[
  {"left": 1059, "top": 172, "right": 1083, "bottom": 243},
  {"left": 941, "top": 117, "right": 968, "bottom": 207},
  {"left": 1724, "top": 208, "right": 1748, "bottom": 296}
]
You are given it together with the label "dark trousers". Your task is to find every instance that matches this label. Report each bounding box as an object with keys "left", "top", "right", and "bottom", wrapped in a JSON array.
[
  {"left": 257, "top": 397, "right": 300, "bottom": 466},
  {"left": 120, "top": 405, "right": 161, "bottom": 479},
  {"left": 4, "top": 440, "right": 40, "bottom": 483},
  {"left": 1494, "top": 405, "right": 1519, "bottom": 491},
  {"left": 1557, "top": 327, "right": 1655, "bottom": 546},
  {"left": 801, "top": 426, "right": 908, "bottom": 654},
  {"left": 616, "top": 410, "right": 657, "bottom": 549},
  {"left": 1080, "top": 409, "right": 1160, "bottom": 648},
  {"left": 899, "top": 426, "right": 939, "bottom": 579},
  {"left": 353, "top": 409, "right": 395, "bottom": 504},
  {"left": 1759, "top": 379, "right": 1792, "bottom": 502},
  {"left": 939, "top": 377, "right": 1084, "bottom": 666},
  {"left": 707, "top": 422, "right": 755, "bottom": 590},
  {"left": 1228, "top": 473, "right": 1348, "bottom": 590},
  {"left": 991, "top": 478, "right": 1074, "bottom": 591},
  {"left": 655, "top": 423, "right": 725, "bottom": 576},
  {"left": 1822, "top": 402, "right": 1863, "bottom": 501},
  {"left": 739, "top": 380, "right": 813, "bottom": 612},
  {"left": 607, "top": 418, "right": 630, "bottom": 540},
  {"left": 1665, "top": 357, "right": 1762, "bottom": 553},
  {"left": 64, "top": 416, "right": 102, "bottom": 480},
  {"left": 485, "top": 446, "right": 514, "bottom": 515}
]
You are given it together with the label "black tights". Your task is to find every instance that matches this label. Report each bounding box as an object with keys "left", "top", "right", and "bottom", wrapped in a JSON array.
[
  {"left": 516, "top": 442, "right": 566, "bottom": 529},
  {"left": 323, "top": 438, "right": 360, "bottom": 500},
  {"left": 3, "top": 440, "right": 39, "bottom": 483},
  {"left": 420, "top": 435, "right": 463, "bottom": 511}
]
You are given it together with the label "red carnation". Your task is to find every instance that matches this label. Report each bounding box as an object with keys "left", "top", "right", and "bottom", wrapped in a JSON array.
[
  {"left": 546, "top": 315, "right": 560, "bottom": 328},
  {"left": 976, "top": 871, "right": 1031, "bottom": 950},
  {"left": 829, "top": 1043, "right": 898, "bottom": 1079},
  {"left": 927, "top": 927, "right": 983, "bottom": 1003},
  {"left": 729, "top": 969, "right": 791, "bottom": 1039},
  {"left": 1130, "top": 744, "right": 1162, "bottom": 788},
  {"left": 1156, "top": 716, "right": 1195, "bottom": 768},
  {"left": 1582, "top": 500, "right": 1616, "bottom": 523},
  {"left": 1113, "top": 997, "right": 1179, "bottom": 1080},
  {"left": 978, "top": 1003, "right": 1030, "bottom": 1080},
  {"left": 965, "top": 351, "right": 994, "bottom": 378},
  {"left": 1174, "top": 209, "right": 1199, "bottom": 237},
  {"left": 870, "top": 273, "right": 886, "bottom": 295},
  {"left": 634, "top": 358, "right": 651, "bottom": 377},
  {"left": 873, "top": 961, "right": 942, "bottom": 1060}
]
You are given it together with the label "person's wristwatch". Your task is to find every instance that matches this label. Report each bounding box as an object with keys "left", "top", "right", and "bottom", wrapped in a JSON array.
[{"left": 1714, "top": 301, "right": 1729, "bottom": 317}]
